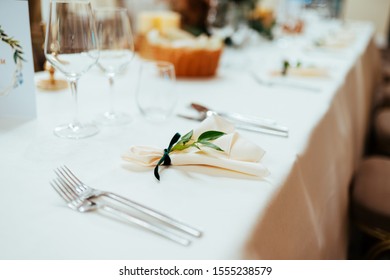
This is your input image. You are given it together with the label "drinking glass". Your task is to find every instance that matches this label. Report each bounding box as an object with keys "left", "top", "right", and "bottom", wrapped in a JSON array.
[
  {"left": 277, "top": 0, "right": 304, "bottom": 33},
  {"left": 275, "top": 0, "right": 304, "bottom": 48},
  {"left": 44, "top": 0, "right": 99, "bottom": 139},
  {"left": 94, "top": 8, "right": 135, "bottom": 126},
  {"left": 136, "top": 60, "right": 176, "bottom": 122},
  {"left": 306, "top": 0, "right": 332, "bottom": 19}
]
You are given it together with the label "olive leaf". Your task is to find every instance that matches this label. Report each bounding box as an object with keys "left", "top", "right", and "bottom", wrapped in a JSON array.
[
  {"left": 198, "top": 141, "right": 224, "bottom": 151},
  {"left": 282, "top": 60, "right": 302, "bottom": 76},
  {"left": 0, "top": 25, "right": 26, "bottom": 64},
  {"left": 171, "top": 130, "right": 193, "bottom": 151},
  {"left": 181, "top": 130, "right": 193, "bottom": 144},
  {"left": 198, "top": 131, "right": 226, "bottom": 142},
  {"left": 171, "top": 130, "right": 226, "bottom": 153}
]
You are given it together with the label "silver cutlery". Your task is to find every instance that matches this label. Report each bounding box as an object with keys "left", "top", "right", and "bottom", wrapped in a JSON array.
[
  {"left": 54, "top": 165, "right": 202, "bottom": 238},
  {"left": 178, "top": 113, "right": 289, "bottom": 137},
  {"left": 51, "top": 177, "right": 191, "bottom": 246},
  {"left": 178, "top": 103, "right": 289, "bottom": 138}
]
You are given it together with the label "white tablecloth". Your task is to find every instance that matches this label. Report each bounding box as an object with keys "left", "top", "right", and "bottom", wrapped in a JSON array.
[{"left": 0, "top": 19, "right": 380, "bottom": 259}]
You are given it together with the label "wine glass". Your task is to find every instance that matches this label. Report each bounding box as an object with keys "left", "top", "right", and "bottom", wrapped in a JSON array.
[
  {"left": 44, "top": 0, "right": 99, "bottom": 139},
  {"left": 136, "top": 60, "right": 177, "bottom": 122},
  {"left": 94, "top": 7, "right": 135, "bottom": 126}
]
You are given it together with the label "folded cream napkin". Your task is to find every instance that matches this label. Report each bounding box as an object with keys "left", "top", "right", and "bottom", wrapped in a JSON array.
[
  {"left": 270, "top": 65, "right": 328, "bottom": 78},
  {"left": 316, "top": 39, "right": 349, "bottom": 49},
  {"left": 314, "top": 32, "right": 355, "bottom": 50},
  {"left": 270, "top": 66, "right": 328, "bottom": 78},
  {"left": 122, "top": 115, "right": 270, "bottom": 178}
]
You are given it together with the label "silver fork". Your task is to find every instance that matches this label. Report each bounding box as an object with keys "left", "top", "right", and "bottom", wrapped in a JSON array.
[
  {"left": 54, "top": 165, "right": 202, "bottom": 238},
  {"left": 51, "top": 177, "right": 191, "bottom": 246}
]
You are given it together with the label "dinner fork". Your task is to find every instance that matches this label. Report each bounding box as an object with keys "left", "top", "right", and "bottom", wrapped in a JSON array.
[
  {"left": 51, "top": 177, "right": 191, "bottom": 246},
  {"left": 54, "top": 165, "right": 202, "bottom": 238}
]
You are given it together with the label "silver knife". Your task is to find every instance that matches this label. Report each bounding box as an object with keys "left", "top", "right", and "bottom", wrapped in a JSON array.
[
  {"left": 190, "top": 103, "right": 289, "bottom": 135},
  {"left": 178, "top": 113, "right": 289, "bottom": 138}
]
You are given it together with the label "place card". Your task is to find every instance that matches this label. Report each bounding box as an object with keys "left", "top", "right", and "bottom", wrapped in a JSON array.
[{"left": 0, "top": 0, "right": 36, "bottom": 119}]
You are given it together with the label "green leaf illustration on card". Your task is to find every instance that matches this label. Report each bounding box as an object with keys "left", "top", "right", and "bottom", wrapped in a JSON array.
[{"left": 0, "top": 24, "right": 25, "bottom": 96}]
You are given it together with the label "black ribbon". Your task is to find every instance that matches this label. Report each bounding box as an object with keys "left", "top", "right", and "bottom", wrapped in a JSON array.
[
  {"left": 154, "top": 132, "right": 181, "bottom": 181},
  {"left": 282, "top": 60, "right": 290, "bottom": 76}
]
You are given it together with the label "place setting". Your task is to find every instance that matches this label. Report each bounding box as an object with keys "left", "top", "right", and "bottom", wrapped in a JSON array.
[
  {"left": 250, "top": 54, "right": 339, "bottom": 93},
  {"left": 40, "top": 1, "right": 275, "bottom": 245},
  {"left": 0, "top": 0, "right": 386, "bottom": 264},
  {"left": 304, "top": 25, "right": 357, "bottom": 60},
  {"left": 50, "top": 113, "right": 273, "bottom": 245}
]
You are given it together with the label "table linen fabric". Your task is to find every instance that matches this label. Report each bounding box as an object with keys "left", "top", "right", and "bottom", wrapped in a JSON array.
[{"left": 0, "top": 19, "right": 380, "bottom": 259}]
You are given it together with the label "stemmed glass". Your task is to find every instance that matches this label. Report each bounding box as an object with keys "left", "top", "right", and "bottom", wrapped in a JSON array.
[
  {"left": 44, "top": 0, "right": 99, "bottom": 139},
  {"left": 94, "top": 8, "right": 135, "bottom": 126}
]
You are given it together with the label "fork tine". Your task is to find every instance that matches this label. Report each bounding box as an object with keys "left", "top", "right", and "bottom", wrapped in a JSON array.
[
  {"left": 51, "top": 180, "right": 72, "bottom": 203},
  {"left": 56, "top": 177, "right": 88, "bottom": 206},
  {"left": 53, "top": 179, "right": 88, "bottom": 212},
  {"left": 55, "top": 167, "right": 76, "bottom": 188},
  {"left": 55, "top": 167, "right": 82, "bottom": 196},
  {"left": 56, "top": 165, "right": 87, "bottom": 193},
  {"left": 63, "top": 165, "right": 84, "bottom": 186},
  {"left": 56, "top": 177, "right": 79, "bottom": 200}
]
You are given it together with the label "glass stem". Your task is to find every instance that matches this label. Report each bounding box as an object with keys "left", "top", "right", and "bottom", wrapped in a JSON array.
[
  {"left": 108, "top": 75, "right": 115, "bottom": 115},
  {"left": 69, "top": 78, "right": 80, "bottom": 127}
]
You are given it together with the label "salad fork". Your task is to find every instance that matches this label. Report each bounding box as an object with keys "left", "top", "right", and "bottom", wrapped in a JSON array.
[
  {"left": 54, "top": 165, "right": 202, "bottom": 238},
  {"left": 51, "top": 177, "right": 191, "bottom": 246}
]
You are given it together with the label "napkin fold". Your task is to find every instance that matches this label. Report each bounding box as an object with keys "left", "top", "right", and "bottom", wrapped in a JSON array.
[
  {"left": 122, "top": 115, "right": 270, "bottom": 178},
  {"left": 314, "top": 32, "right": 355, "bottom": 50},
  {"left": 270, "top": 67, "right": 328, "bottom": 77}
]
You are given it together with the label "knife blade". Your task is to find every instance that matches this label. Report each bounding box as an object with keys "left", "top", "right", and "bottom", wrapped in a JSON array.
[
  {"left": 177, "top": 113, "right": 289, "bottom": 137},
  {"left": 190, "top": 103, "right": 289, "bottom": 135}
]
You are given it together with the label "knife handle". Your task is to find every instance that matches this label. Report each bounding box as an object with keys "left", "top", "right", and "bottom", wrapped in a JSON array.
[{"left": 235, "top": 123, "right": 289, "bottom": 137}]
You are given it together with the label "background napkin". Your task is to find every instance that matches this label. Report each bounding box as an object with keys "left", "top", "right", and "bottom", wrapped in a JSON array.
[
  {"left": 270, "top": 66, "right": 329, "bottom": 77},
  {"left": 122, "top": 115, "right": 269, "bottom": 177},
  {"left": 314, "top": 30, "right": 355, "bottom": 50}
]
